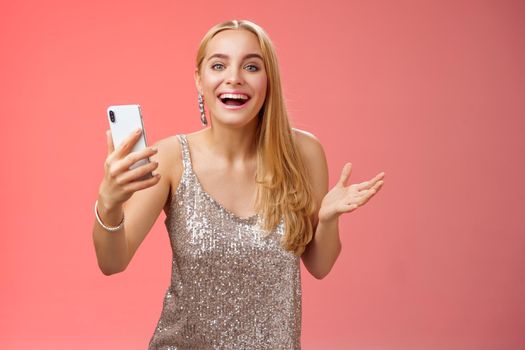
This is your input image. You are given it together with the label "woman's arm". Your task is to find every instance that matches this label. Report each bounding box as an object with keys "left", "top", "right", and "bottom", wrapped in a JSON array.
[
  {"left": 294, "top": 129, "right": 385, "bottom": 279},
  {"left": 92, "top": 132, "right": 180, "bottom": 275},
  {"left": 293, "top": 130, "right": 339, "bottom": 279},
  {"left": 302, "top": 217, "right": 342, "bottom": 280}
]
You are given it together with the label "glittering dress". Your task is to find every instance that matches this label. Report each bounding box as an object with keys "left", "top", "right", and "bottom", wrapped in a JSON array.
[{"left": 148, "top": 134, "right": 302, "bottom": 350}]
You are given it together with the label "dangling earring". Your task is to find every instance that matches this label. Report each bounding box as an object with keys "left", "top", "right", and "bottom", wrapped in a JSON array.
[{"left": 198, "top": 93, "right": 207, "bottom": 126}]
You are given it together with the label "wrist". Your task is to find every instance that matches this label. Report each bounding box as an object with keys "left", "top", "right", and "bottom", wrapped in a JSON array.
[
  {"left": 97, "top": 192, "right": 121, "bottom": 212},
  {"left": 317, "top": 207, "right": 340, "bottom": 225},
  {"left": 95, "top": 200, "right": 125, "bottom": 232},
  {"left": 317, "top": 215, "right": 339, "bottom": 227},
  {"left": 96, "top": 197, "right": 124, "bottom": 226}
]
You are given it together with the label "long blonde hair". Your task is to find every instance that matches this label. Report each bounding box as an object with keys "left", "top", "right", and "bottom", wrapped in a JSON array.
[{"left": 196, "top": 20, "right": 315, "bottom": 256}]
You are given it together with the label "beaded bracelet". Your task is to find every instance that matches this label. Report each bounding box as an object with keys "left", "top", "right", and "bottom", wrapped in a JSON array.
[{"left": 94, "top": 200, "right": 124, "bottom": 232}]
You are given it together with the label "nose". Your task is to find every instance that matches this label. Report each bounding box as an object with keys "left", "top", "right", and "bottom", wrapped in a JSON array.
[{"left": 225, "top": 67, "right": 244, "bottom": 85}]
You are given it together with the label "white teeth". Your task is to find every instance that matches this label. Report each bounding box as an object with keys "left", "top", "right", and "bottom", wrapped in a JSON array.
[{"left": 219, "top": 93, "right": 249, "bottom": 100}]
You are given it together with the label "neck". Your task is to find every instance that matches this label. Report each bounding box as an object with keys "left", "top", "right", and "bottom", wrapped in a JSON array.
[{"left": 203, "top": 119, "right": 259, "bottom": 164}]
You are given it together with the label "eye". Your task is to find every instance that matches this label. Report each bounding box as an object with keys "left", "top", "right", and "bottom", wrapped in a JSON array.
[
  {"left": 244, "top": 64, "right": 259, "bottom": 72},
  {"left": 211, "top": 63, "right": 225, "bottom": 71}
]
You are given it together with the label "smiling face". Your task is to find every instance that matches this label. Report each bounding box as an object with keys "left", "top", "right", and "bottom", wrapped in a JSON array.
[{"left": 195, "top": 29, "right": 268, "bottom": 128}]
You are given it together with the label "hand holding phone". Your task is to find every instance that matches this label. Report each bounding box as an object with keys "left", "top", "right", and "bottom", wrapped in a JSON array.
[
  {"left": 107, "top": 104, "right": 152, "bottom": 175},
  {"left": 99, "top": 104, "right": 161, "bottom": 210}
]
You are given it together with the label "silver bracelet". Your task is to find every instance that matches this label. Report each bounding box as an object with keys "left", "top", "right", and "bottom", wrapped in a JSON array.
[{"left": 94, "top": 200, "right": 124, "bottom": 232}]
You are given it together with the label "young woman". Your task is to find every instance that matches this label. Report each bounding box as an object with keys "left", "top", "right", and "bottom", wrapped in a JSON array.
[{"left": 93, "top": 19, "right": 385, "bottom": 349}]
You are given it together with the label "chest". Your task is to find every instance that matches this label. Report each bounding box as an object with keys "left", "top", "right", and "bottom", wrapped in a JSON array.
[{"left": 195, "top": 165, "right": 258, "bottom": 219}]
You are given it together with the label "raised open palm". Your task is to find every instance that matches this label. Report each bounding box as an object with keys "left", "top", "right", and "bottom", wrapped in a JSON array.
[{"left": 318, "top": 163, "right": 385, "bottom": 223}]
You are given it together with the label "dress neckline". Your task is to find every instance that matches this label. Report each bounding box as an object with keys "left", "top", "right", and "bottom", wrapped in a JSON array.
[{"left": 178, "top": 134, "right": 259, "bottom": 225}]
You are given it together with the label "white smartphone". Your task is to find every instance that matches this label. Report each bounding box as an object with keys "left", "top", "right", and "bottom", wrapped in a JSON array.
[{"left": 107, "top": 104, "right": 152, "bottom": 179}]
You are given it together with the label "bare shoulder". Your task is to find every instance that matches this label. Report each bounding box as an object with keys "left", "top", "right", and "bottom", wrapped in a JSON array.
[
  {"left": 291, "top": 128, "right": 328, "bottom": 233},
  {"left": 292, "top": 127, "right": 328, "bottom": 194},
  {"left": 292, "top": 128, "right": 326, "bottom": 166},
  {"left": 292, "top": 127, "right": 318, "bottom": 141},
  {"left": 150, "top": 135, "right": 184, "bottom": 196},
  {"left": 151, "top": 135, "right": 182, "bottom": 167}
]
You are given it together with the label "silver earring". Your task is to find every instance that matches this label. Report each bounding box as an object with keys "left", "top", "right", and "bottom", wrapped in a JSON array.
[{"left": 198, "top": 93, "right": 207, "bottom": 126}]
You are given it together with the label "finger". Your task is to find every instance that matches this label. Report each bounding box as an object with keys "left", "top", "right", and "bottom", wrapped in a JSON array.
[
  {"left": 106, "top": 130, "right": 115, "bottom": 155},
  {"left": 357, "top": 173, "right": 385, "bottom": 191},
  {"left": 337, "top": 163, "right": 352, "bottom": 187},
  {"left": 355, "top": 180, "right": 384, "bottom": 204},
  {"left": 115, "top": 128, "right": 143, "bottom": 158},
  {"left": 120, "top": 147, "right": 158, "bottom": 171},
  {"left": 123, "top": 173, "right": 162, "bottom": 193},
  {"left": 373, "top": 180, "right": 384, "bottom": 191},
  {"left": 115, "top": 161, "right": 159, "bottom": 185},
  {"left": 108, "top": 147, "right": 158, "bottom": 178},
  {"left": 110, "top": 149, "right": 158, "bottom": 178},
  {"left": 368, "top": 179, "right": 384, "bottom": 195}
]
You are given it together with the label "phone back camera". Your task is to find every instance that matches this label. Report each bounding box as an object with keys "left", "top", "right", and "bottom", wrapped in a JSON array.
[{"left": 109, "top": 110, "right": 115, "bottom": 123}]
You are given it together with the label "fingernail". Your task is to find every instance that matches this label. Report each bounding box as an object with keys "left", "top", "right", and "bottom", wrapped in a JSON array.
[
  {"left": 135, "top": 128, "right": 142, "bottom": 134},
  {"left": 151, "top": 147, "right": 158, "bottom": 152}
]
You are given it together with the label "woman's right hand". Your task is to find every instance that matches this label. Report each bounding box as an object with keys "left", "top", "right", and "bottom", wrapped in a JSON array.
[{"left": 98, "top": 128, "right": 161, "bottom": 211}]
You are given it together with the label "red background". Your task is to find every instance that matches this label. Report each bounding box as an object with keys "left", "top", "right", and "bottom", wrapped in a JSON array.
[{"left": 1, "top": 0, "right": 524, "bottom": 349}]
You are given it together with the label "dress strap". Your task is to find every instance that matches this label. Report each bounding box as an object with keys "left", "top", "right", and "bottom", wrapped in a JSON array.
[{"left": 176, "top": 134, "right": 193, "bottom": 178}]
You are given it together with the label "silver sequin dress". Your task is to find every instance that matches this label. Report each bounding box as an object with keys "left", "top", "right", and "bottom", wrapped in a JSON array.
[{"left": 148, "top": 134, "right": 302, "bottom": 350}]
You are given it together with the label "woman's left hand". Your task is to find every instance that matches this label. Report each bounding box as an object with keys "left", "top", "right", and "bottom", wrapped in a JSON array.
[{"left": 318, "top": 163, "right": 385, "bottom": 223}]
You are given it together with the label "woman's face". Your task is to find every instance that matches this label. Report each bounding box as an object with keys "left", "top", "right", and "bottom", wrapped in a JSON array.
[{"left": 196, "top": 29, "right": 268, "bottom": 128}]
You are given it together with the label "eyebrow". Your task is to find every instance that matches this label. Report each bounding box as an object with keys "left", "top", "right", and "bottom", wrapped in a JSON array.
[{"left": 207, "top": 53, "right": 264, "bottom": 61}]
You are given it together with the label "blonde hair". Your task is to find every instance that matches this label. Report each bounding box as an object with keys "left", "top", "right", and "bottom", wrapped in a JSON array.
[{"left": 196, "top": 20, "right": 315, "bottom": 256}]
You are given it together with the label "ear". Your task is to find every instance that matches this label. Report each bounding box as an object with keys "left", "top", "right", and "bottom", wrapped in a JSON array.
[{"left": 194, "top": 68, "right": 202, "bottom": 95}]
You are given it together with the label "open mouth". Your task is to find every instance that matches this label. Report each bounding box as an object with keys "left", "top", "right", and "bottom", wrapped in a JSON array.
[{"left": 218, "top": 93, "right": 250, "bottom": 107}]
